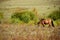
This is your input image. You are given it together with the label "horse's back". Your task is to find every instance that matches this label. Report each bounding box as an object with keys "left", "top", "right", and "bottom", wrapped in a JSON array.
[{"left": 47, "top": 18, "right": 52, "bottom": 22}]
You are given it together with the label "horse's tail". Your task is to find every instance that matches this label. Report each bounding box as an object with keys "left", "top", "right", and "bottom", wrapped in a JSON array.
[{"left": 51, "top": 20, "right": 55, "bottom": 27}]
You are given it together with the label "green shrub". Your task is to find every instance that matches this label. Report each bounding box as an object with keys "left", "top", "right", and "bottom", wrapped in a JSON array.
[
  {"left": 54, "top": 19, "right": 60, "bottom": 26},
  {"left": 11, "top": 11, "right": 38, "bottom": 23},
  {"left": 48, "top": 10, "right": 60, "bottom": 20}
]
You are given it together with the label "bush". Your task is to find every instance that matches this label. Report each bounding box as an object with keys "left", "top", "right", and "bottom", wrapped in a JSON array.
[
  {"left": 54, "top": 19, "right": 60, "bottom": 26},
  {"left": 48, "top": 10, "right": 60, "bottom": 20},
  {"left": 11, "top": 11, "right": 38, "bottom": 23}
]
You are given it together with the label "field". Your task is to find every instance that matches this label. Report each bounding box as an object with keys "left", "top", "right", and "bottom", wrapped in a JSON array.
[
  {"left": 0, "top": 23, "right": 60, "bottom": 40},
  {"left": 0, "top": 7, "right": 60, "bottom": 40},
  {"left": 0, "top": 0, "right": 60, "bottom": 40}
]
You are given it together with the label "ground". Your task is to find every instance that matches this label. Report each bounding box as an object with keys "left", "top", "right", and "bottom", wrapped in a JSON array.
[{"left": 0, "top": 24, "right": 60, "bottom": 40}]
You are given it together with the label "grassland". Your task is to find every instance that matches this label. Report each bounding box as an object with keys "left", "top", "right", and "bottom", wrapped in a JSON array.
[
  {"left": 0, "top": 7, "right": 60, "bottom": 40},
  {"left": 0, "top": 23, "right": 60, "bottom": 40}
]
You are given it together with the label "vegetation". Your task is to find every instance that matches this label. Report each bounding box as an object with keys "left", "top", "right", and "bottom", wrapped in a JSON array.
[
  {"left": 48, "top": 10, "right": 60, "bottom": 26},
  {"left": 0, "top": 12, "right": 3, "bottom": 23},
  {"left": 48, "top": 10, "right": 60, "bottom": 21},
  {"left": 0, "top": 8, "right": 60, "bottom": 40},
  {"left": 0, "top": 12, "right": 3, "bottom": 19},
  {"left": 11, "top": 11, "right": 38, "bottom": 24}
]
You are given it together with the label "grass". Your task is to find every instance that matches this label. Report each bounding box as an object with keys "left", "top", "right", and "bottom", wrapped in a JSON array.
[
  {"left": 0, "top": 8, "right": 60, "bottom": 40},
  {"left": 0, "top": 23, "right": 60, "bottom": 40}
]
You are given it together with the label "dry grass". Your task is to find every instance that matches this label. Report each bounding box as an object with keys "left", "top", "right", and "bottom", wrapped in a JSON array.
[{"left": 0, "top": 24, "right": 60, "bottom": 40}]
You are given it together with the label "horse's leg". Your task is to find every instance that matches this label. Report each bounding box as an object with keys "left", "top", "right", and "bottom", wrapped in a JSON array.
[
  {"left": 48, "top": 21, "right": 54, "bottom": 27},
  {"left": 51, "top": 21, "right": 55, "bottom": 27},
  {"left": 42, "top": 23, "right": 45, "bottom": 27},
  {"left": 49, "top": 23, "right": 52, "bottom": 27}
]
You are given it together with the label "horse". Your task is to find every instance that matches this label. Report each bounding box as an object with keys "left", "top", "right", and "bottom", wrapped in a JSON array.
[{"left": 37, "top": 18, "right": 55, "bottom": 27}]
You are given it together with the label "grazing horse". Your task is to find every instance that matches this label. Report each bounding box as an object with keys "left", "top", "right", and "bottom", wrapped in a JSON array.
[{"left": 37, "top": 18, "right": 55, "bottom": 27}]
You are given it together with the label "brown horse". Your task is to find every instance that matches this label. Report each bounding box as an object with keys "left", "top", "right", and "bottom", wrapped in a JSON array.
[{"left": 37, "top": 18, "right": 55, "bottom": 27}]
